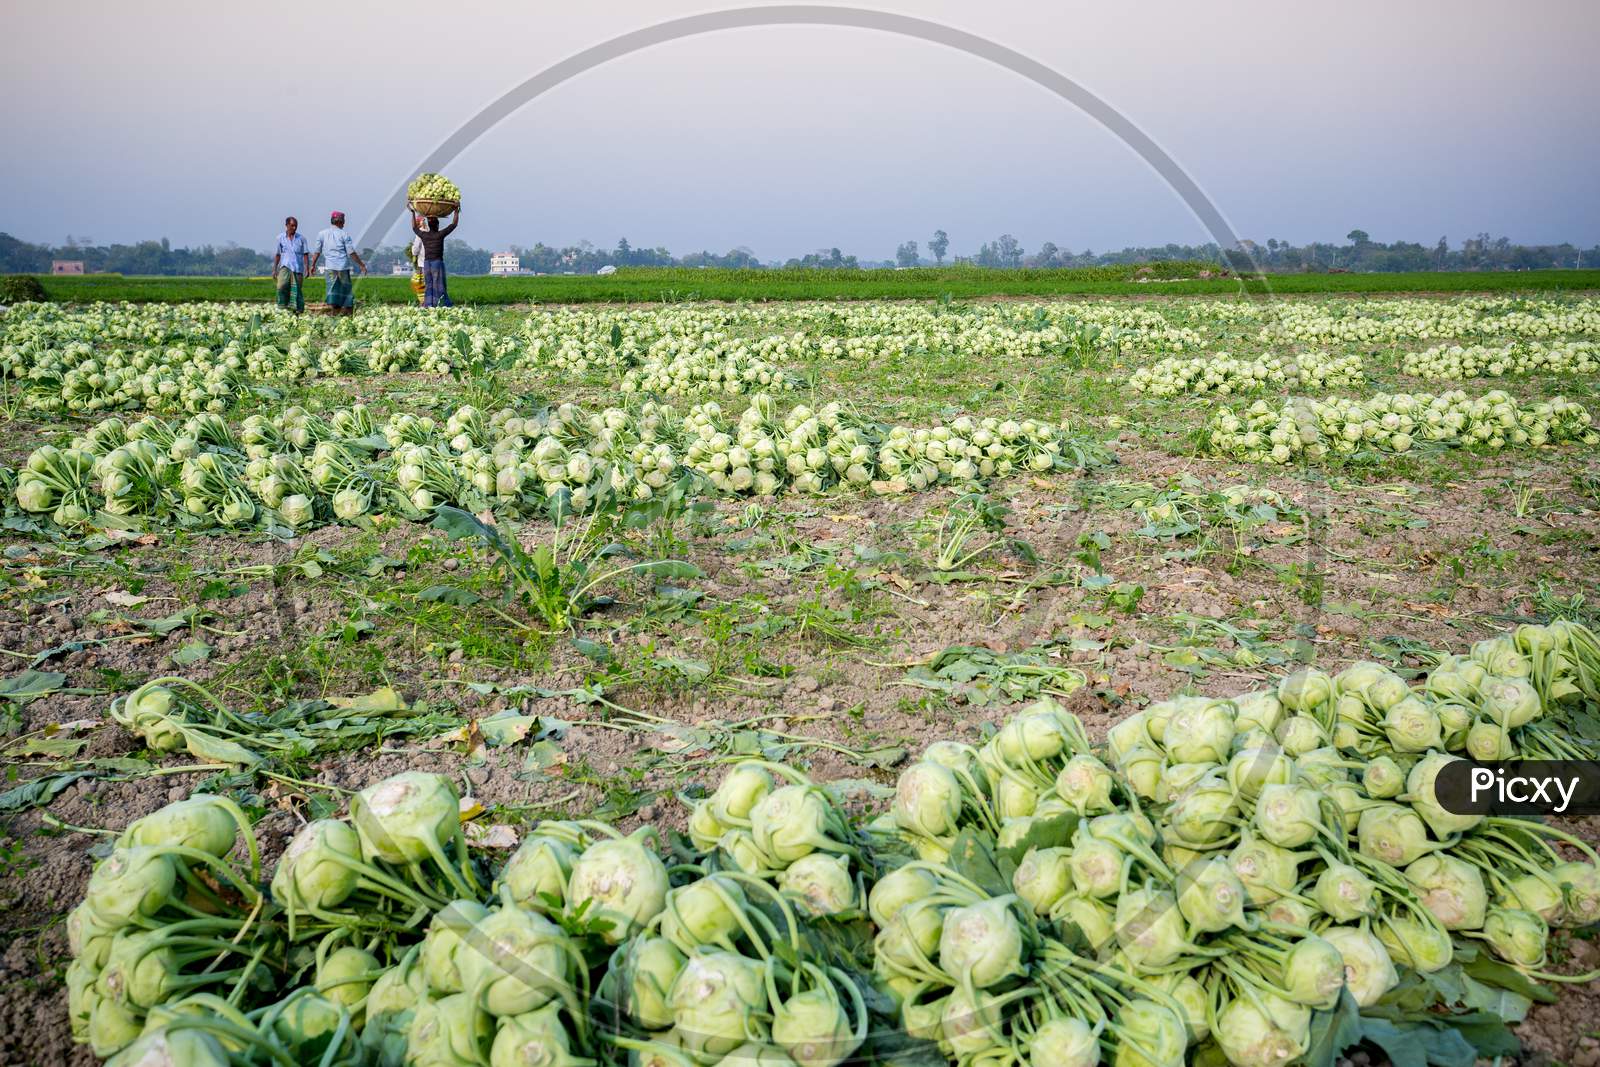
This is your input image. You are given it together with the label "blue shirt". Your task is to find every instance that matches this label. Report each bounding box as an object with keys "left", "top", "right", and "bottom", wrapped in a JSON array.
[
  {"left": 275, "top": 232, "right": 309, "bottom": 273},
  {"left": 315, "top": 226, "right": 358, "bottom": 271}
]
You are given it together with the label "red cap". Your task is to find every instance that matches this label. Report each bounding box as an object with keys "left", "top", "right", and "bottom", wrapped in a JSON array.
[{"left": 331, "top": 211, "right": 345, "bottom": 222}]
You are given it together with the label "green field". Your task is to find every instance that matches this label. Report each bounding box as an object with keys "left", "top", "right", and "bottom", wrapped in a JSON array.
[{"left": 20, "top": 264, "right": 1600, "bottom": 304}]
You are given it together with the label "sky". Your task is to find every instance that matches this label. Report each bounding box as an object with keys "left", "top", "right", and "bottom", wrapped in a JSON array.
[{"left": 7, "top": 0, "right": 1599, "bottom": 261}]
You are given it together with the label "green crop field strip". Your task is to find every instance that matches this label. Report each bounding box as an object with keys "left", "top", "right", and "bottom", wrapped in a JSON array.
[
  {"left": 20, "top": 265, "right": 1600, "bottom": 305},
  {"left": 2, "top": 291, "right": 1598, "bottom": 1067}
]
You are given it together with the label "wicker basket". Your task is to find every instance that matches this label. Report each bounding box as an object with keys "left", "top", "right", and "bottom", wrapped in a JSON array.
[{"left": 410, "top": 198, "right": 459, "bottom": 219}]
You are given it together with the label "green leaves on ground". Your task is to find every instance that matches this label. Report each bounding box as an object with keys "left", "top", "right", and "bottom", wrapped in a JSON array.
[{"left": 902, "top": 644, "right": 1086, "bottom": 705}]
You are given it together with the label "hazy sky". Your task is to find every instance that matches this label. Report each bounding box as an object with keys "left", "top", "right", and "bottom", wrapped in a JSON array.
[{"left": 8, "top": 0, "right": 1598, "bottom": 260}]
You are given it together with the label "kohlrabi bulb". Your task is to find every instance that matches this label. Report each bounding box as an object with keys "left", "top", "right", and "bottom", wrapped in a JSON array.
[
  {"left": 875, "top": 900, "right": 944, "bottom": 975},
  {"left": 668, "top": 950, "right": 769, "bottom": 1057},
  {"left": 1356, "top": 803, "right": 1434, "bottom": 866},
  {"left": 1382, "top": 697, "right": 1442, "bottom": 753},
  {"left": 1112, "top": 999, "right": 1187, "bottom": 1067},
  {"left": 421, "top": 900, "right": 491, "bottom": 994},
  {"left": 1334, "top": 661, "right": 1387, "bottom": 698},
  {"left": 1465, "top": 719, "right": 1516, "bottom": 762},
  {"left": 771, "top": 977, "right": 861, "bottom": 1067},
  {"left": 661, "top": 874, "right": 748, "bottom": 952},
  {"left": 923, "top": 741, "right": 987, "bottom": 790},
  {"left": 993, "top": 775, "right": 1040, "bottom": 820},
  {"left": 1402, "top": 753, "right": 1482, "bottom": 837},
  {"left": 1480, "top": 676, "right": 1541, "bottom": 729},
  {"left": 1253, "top": 783, "right": 1324, "bottom": 848},
  {"left": 780, "top": 854, "right": 856, "bottom": 917},
  {"left": 892, "top": 762, "right": 963, "bottom": 839},
  {"left": 350, "top": 771, "right": 461, "bottom": 865},
  {"left": 317, "top": 946, "right": 381, "bottom": 1023},
  {"left": 1156, "top": 762, "right": 1220, "bottom": 806},
  {"left": 1555, "top": 861, "right": 1600, "bottom": 925},
  {"left": 1226, "top": 745, "right": 1295, "bottom": 800},
  {"left": 712, "top": 764, "right": 774, "bottom": 827},
  {"left": 1404, "top": 854, "right": 1487, "bottom": 931},
  {"left": 1499, "top": 873, "right": 1565, "bottom": 923},
  {"left": 1115, "top": 883, "right": 1189, "bottom": 971},
  {"left": 1069, "top": 835, "right": 1126, "bottom": 899},
  {"left": 995, "top": 710, "right": 1073, "bottom": 765},
  {"left": 1119, "top": 747, "right": 1165, "bottom": 800},
  {"left": 1228, "top": 832, "right": 1302, "bottom": 906},
  {"left": 868, "top": 865, "right": 939, "bottom": 928},
  {"left": 1012, "top": 847, "right": 1073, "bottom": 916},
  {"left": 1277, "top": 669, "right": 1332, "bottom": 713},
  {"left": 1059, "top": 896, "right": 1115, "bottom": 954},
  {"left": 86, "top": 847, "right": 176, "bottom": 927},
  {"left": 1361, "top": 756, "right": 1407, "bottom": 799},
  {"left": 941, "top": 985, "right": 1007, "bottom": 1060},
  {"left": 689, "top": 800, "right": 727, "bottom": 852},
  {"left": 1281, "top": 936, "right": 1346, "bottom": 1009},
  {"left": 489, "top": 1003, "right": 583, "bottom": 1067},
  {"left": 567, "top": 832, "right": 670, "bottom": 944},
  {"left": 1215, "top": 996, "right": 1306, "bottom": 1067},
  {"left": 1162, "top": 699, "right": 1235, "bottom": 764},
  {"left": 1374, "top": 914, "right": 1452, "bottom": 974},
  {"left": 1107, "top": 713, "right": 1152, "bottom": 764},
  {"left": 1030, "top": 1017, "right": 1100, "bottom": 1067},
  {"left": 1321, "top": 926, "right": 1399, "bottom": 1007},
  {"left": 938, "top": 896, "right": 1025, "bottom": 988},
  {"left": 1312, "top": 862, "right": 1375, "bottom": 922},
  {"left": 1482, "top": 908, "right": 1548, "bottom": 968},
  {"left": 1234, "top": 690, "right": 1284, "bottom": 735},
  {"left": 1164, "top": 775, "right": 1239, "bottom": 848},
  {"left": 1056, "top": 754, "right": 1116, "bottom": 814},
  {"left": 614, "top": 935, "right": 684, "bottom": 1031},
  {"left": 1175, "top": 857, "right": 1249, "bottom": 934},
  {"left": 120, "top": 796, "right": 241, "bottom": 857},
  {"left": 1153, "top": 972, "right": 1209, "bottom": 1042},
  {"left": 1273, "top": 716, "right": 1327, "bottom": 757},
  {"left": 497, "top": 836, "right": 577, "bottom": 913},
  {"left": 751, "top": 786, "right": 842, "bottom": 865}
]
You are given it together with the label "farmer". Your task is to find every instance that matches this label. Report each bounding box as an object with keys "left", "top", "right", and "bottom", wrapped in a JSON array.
[
  {"left": 271, "top": 216, "right": 310, "bottom": 313},
  {"left": 308, "top": 211, "right": 368, "bottom": 314},
  {"left": 412, "top": 205, "right": 460, "bottom": 308}
]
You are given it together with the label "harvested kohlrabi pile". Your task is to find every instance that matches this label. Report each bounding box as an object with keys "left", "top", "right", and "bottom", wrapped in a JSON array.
[{"left": 70, "top": 619, "right": 1600, "bottom": 1067}]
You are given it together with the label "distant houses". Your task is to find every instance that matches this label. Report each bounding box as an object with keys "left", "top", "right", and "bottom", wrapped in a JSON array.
[
  {"left": 52, "top": 260, "right": 85, "bottom": 275},
  {"left": 489, "top": 252, "right": 521, "bottom": 275}
]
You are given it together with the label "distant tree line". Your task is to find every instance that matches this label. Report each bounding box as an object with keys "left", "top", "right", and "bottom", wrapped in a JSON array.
[
  {"left": 935, "top": 229, "right": 1598, "bottom": 273},
  {"left": 0, "top": 233, "right": 273, "bottom": 276},
  {"left": 3, "top": 228, "right": 1596, "bottom": 277}
]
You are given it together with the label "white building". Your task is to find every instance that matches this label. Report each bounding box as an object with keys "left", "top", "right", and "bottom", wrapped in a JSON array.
[
  {"left": 391, "top": 263, "right": 411, "bottom": 276},
  {"left": 489, "top": 252, "right": 521, "bottom": 275}
]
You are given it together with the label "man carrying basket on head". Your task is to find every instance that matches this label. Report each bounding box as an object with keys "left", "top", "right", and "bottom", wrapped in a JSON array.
[{"left": 412, "top": 205, "right": 460, "bottom": 308}]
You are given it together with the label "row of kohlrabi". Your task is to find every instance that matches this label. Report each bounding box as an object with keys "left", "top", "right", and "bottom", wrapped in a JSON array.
[
  {"left": 75, "top": 619, "right": 1600, "bottom": 1066},
  {"left": 1206, "top": 388, "right": 1596, "bottom": 463},
  {"left": 8, "top": 393, "right": 1110, "bottom": 530},
  {"left": 1400, "top": 340, "right": 1600, "bottom": 381},
  {"left": 9, "top": 297, "right": 1599, "bottom": 365},
  {"left": 1258, "top": 298, "right": 1600, "bottom": 345},
  {"left": 0, "top": 308, "right": 524, "bottom": 414},
  {"left": 1128, "top": 352, "right": 1365, "bottom": 398}
]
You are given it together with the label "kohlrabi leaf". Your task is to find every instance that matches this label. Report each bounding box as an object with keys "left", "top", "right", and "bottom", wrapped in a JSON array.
[
  {"left": 946, "top": 828, "right": 1009, "bottom": 898},
  {"left": 1303, "top": 991, "right": 1362, "bottom": 1067}
]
